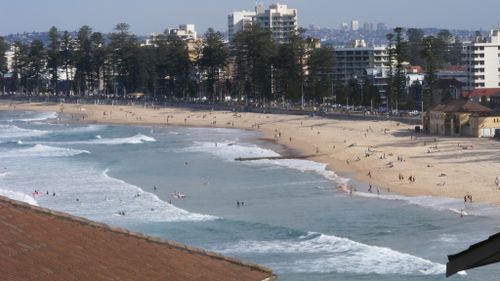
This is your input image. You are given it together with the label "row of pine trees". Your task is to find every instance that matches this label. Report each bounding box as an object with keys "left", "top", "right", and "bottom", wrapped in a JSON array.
[{"left": 0, "top": 24, "right": 463, "bottom": 109}]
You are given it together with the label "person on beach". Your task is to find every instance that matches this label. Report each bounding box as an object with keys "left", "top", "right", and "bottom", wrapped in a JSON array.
[
  {"left": 496, "top": 176, "right": 499, "bottom": 188},
  {"left": 367, "top": 171, "right": 372, "bottom": 178},
  {"left": 368, "top": 183, "right": 372, "bottom": 193}
]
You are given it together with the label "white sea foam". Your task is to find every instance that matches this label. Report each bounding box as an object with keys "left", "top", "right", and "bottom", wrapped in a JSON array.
[
  {"left": 0, "top": 124, "right": 49, "bottom": 139},
  {"left": 186, "top": 141, "right": 279, "bottom": 160},
  {"left": 260, "top": 159, "right": 350, "bottom": 186},
  {"left": 186, "top": 141, "right": 349, "bottom": 185},
  {"left": 0, "top": 162, "right": 216, "bottom": 223},
  {"left": 353, "top": 190, "right": 500, "bottom": 217},
  {"left": 60, "top": 133, "right": 156, "bottom": 145},
  {"left": 13, "top": 111, "right": 58, "bottom": 122},
  {"left": 0, "top": 144, "right": 90, "bottom": 158},
  {"left": 54, "top": 124, "right": 106, "bottom": 134},
  {"left": 0, "top": 189, "right": 38, "bottom": 205},
  {"left": 214, "top": 232, "right": 446, "bottom": 275},
  {"left": 95, "top": 169, "right": 217, "bottom": 222}
]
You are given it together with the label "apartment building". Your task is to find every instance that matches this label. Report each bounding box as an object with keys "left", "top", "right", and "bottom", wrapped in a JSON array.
[
  {"left": 254, "top": 4, "right": 298, "bottom": 43},
  {"left": 333, "top": 41, "right": 390, "bottom": 86},
  {"left": 166, "top": 24, "right": 198, "bottom": 41},
  {"left": 351, "top": 20, "right": 359, "bottom": 32},
  {"left": 330, "top": 41, "right": 392, "bottom": 105},
  {"left": 462, "top": 29, "right": 500, "bottom": 91},
  {"left": 227, "top": 10, "right": 256, "bottom": 43},
  {"left": 228, "top": 4, "right": 298, "bottom": 44}
]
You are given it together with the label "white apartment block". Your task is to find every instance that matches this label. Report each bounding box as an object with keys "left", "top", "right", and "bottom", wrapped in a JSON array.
[
  {"left": 254, "top": 4, "right": 298, "bottom": 44},
  {"left": 351, "top": 20, "right": 359, "bottom": 32},
  {"left": 228, "top": 4, "right": 298, "bottom": 44},
  {"left": 332, "top": 43, "right": 390, "bottom": 81},
  {"left": 5, "top": 47, "right": 15, "bottom": 73},
  {"left": 463, "top": 29, "right": 500, "bottom": 91},
  {"left": 227, "top": 10, "right": 256, "bottom": 43},
  {"left": 332, "top": 42, "right": 392, "bottom": 99},
  {"left": 166, "top": 24, "right": 197, "bottom": 41},
  {"left": 143, "top": 24, "right": 198, "bottom": 47}
]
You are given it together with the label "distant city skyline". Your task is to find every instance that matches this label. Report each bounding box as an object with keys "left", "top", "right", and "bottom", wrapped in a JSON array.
[{"left": 1, "top": 0, "right": 499, "bottom": 36}]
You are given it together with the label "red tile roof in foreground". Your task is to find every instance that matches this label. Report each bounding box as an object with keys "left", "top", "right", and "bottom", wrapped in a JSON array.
[{"left": 0, "top": 196, "right": 276, "bottom": 281}]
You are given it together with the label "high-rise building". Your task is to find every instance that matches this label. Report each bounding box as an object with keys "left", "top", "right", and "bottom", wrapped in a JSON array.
[
  {"left": 227, "top": 10, "right": 256, "bottom": 43},
  {"left": 376, "top": 23, "right": 387, "bottom": 32},
  {"left": 254, "top": 3, "right": 298, "bottom": 44},
  {"left": 363, "top": 22, "right": 375, "bottom": 32},
  {"left": 228, "top": 4, "right": 298, "bottom": 44},
  {"left": 341, "top": 23, "right": 349, "bottom": 31},
  {"left": 332, "top": 42, "right": 392, "bottom": 102},
  {"left": 351, "top": 20, "right": 359, "bottom": 31},
  {"left": 462, "top": 29, "right": 500, "bottom": 90}
]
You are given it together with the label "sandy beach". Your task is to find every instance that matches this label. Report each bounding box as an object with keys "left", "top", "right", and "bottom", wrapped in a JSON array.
[{"left": 2, "top": 101, "right": 500, "bottom": 206}]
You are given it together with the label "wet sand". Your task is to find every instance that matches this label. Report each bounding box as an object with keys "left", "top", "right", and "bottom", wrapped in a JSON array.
[{"left": 2, "top": 101, "right": 500, "bottom": 206}]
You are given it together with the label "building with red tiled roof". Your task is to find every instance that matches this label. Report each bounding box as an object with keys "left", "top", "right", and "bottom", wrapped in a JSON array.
[
  {"left": 424, "top": 99, "right": 500, "bottom": 137},
  {"left": 0, "top": 196, "right": 276, "bottom": 281},
  {"left": 463, "top": 88, "right": 500, "bottom": 101},
  {"left": 407, "top": 65, "right": 424, "bottom": 74}
]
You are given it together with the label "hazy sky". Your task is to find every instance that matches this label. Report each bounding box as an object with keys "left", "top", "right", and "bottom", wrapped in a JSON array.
[{"left": 1, "top": 0, "right": 499, "bottom": 35}]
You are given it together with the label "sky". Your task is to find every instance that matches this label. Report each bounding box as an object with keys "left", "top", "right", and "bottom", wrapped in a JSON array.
[{"left": 1, "top": 0, "right": 499, "bottom": 36}]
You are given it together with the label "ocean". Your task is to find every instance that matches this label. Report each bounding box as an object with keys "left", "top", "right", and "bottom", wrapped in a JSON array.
[{"left": 1, "top": 109, "right": 500, "bottom": 281}]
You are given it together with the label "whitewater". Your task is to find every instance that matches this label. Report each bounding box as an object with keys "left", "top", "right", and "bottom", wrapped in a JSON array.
[{"left": 0, "top": 110, "right": 498, "bottom": 280}]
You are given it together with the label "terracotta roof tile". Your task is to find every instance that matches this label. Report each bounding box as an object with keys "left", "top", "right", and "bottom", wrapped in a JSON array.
[
  {"left": 463, "top": 88, "right": 500, "bottom": 99},
  {"left": 430, "top": 99, "right": 493, "bottom": 113},
  {"left": 0, "top": 196, "right": 276, "bottom": 281}
]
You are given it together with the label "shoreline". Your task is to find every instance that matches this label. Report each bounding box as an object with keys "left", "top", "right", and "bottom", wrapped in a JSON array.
[{"left": 2, "top": 101, "right": 500, "bottom": 208}]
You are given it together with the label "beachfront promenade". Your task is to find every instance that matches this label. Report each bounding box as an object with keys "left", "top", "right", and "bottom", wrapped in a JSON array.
[{"left": 1, "top": 99, "right": 500, "bottom": 208}]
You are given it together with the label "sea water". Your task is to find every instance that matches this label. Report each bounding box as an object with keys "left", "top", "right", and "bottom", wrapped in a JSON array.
[{"left": 1, "top": 110, "right": 500, "bottom": 281}]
